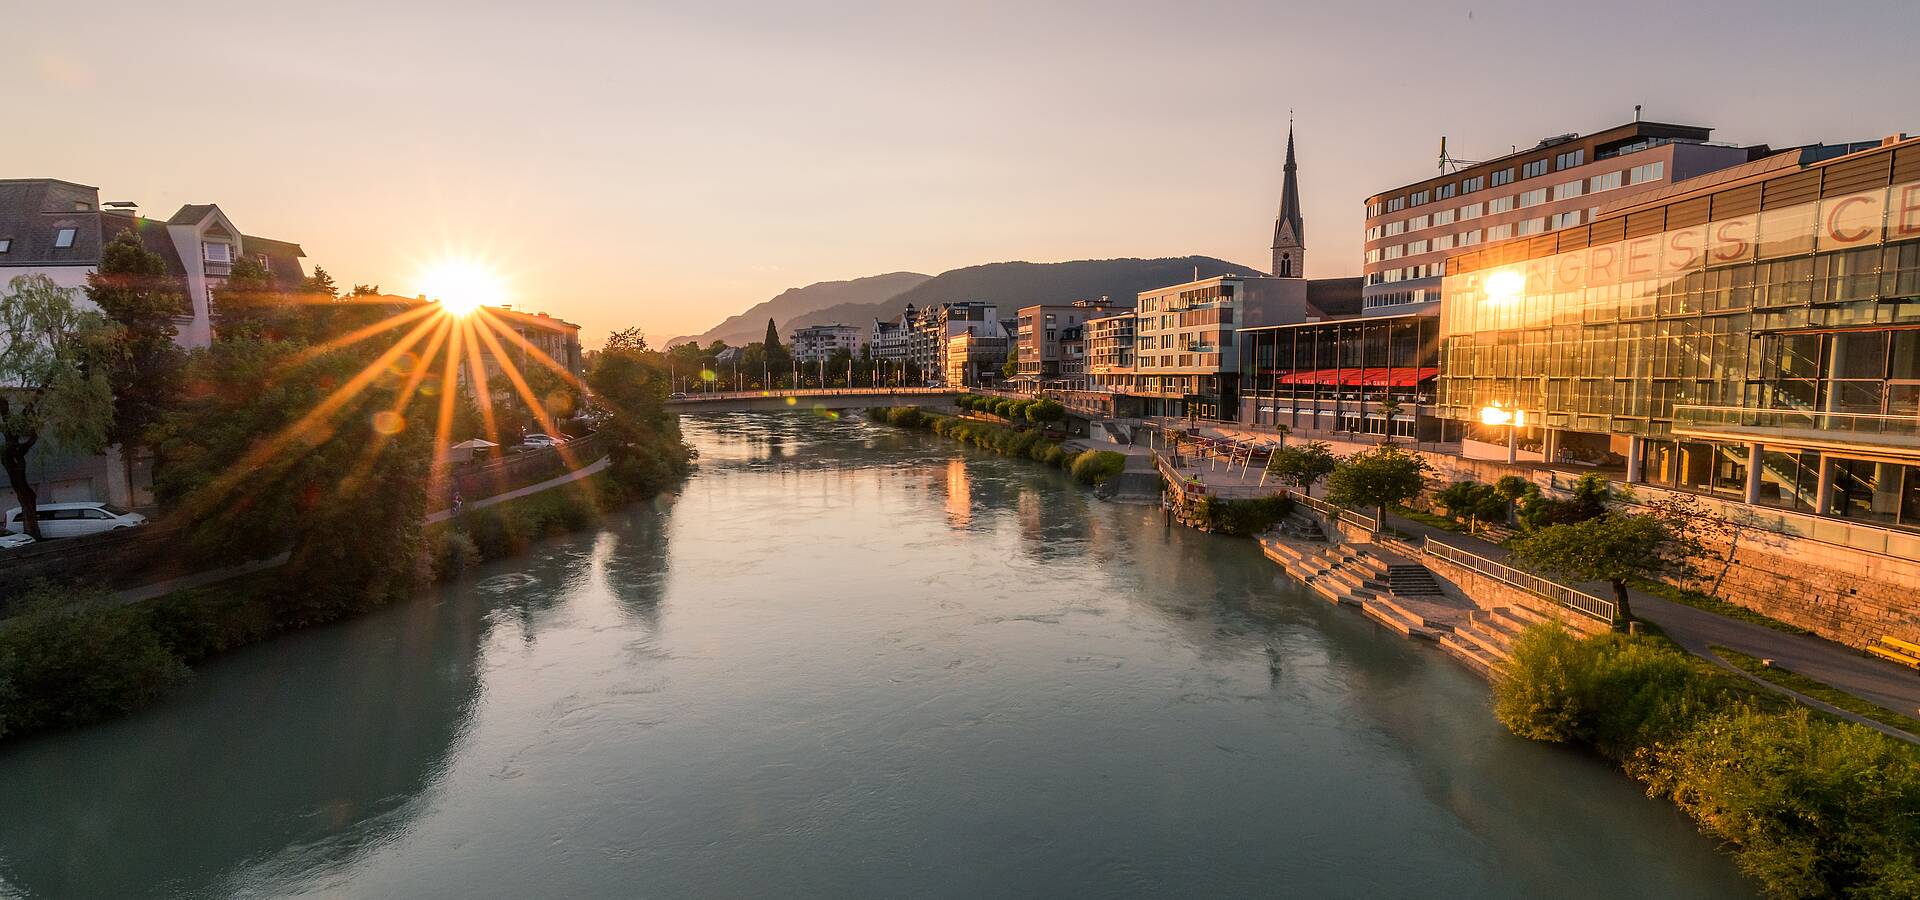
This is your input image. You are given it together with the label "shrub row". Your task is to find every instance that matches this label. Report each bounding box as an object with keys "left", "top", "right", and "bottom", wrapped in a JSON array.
[
  {"left": 953, "top": 394, "right": 1065, "bottom": 426},
  {"left": 0, "top": 472, "right": 626, "bottom": 742},
  {"left": 1496, "top": 626, "right": 1920, "bottom": 898},
  {"left": 1190, "top": 495, "right": 1294, "bottom": 536},
  {"left": 870, "top": 407, "right": 1122, "bottom": 484}
]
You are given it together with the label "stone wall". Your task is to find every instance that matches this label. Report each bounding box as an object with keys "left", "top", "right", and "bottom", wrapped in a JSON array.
[
  {"left": 1421, "top": 553, "right": 1614, "bottom": 637},
  {"left": 1688, "top": 529, "right": 1920, "bottom": 649}
]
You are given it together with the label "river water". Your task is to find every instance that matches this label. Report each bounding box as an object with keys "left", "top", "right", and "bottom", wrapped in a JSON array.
[{"left": 0, "top": 415, "right": 1753, "bottom": 899}]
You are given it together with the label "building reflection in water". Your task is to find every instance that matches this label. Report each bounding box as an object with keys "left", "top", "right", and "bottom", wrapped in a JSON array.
[{"left": 943, "top": 458, "right": 971, "bottom": 528}]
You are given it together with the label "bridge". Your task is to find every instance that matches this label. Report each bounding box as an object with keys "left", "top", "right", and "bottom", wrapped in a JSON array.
[{"left": 663, "top": 387, "right": 962, "bottom": 414}]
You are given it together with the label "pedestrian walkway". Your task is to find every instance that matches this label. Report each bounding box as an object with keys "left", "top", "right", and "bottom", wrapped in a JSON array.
[{"left": 104, "top": 456, "right": 612, "bottom": 604}]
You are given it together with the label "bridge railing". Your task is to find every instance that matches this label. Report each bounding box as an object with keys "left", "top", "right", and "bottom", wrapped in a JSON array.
[{"left": 667, "top": 387, "right": 957, "bottom": 402}]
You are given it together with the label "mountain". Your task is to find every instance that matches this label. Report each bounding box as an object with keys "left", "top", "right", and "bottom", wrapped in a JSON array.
[
  {"left": 664, "top": 272, "right": 930, "bottom": 348},
  {"left": 781, "top": 256, "right": 1263, "bottom": 332}
]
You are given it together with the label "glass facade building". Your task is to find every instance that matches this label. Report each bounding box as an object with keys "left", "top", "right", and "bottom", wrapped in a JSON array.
[
  {"left": 1238, "top": 313, "right": 1446, "bottom": 441},
  {"left": 1437, "top": 137, "right": 1920, "bottom": 529}
]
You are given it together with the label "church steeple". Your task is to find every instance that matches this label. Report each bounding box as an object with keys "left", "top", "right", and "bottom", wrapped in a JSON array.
[{"left": 1271, "top": 118, "right": 1306, "bottom": 279}]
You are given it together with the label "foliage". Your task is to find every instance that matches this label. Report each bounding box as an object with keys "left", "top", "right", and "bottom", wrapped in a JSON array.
[
  {"left": 1191, "top": 495, "right": 1294, "bottom": 535},
  {"left": 0, "top": 586, "right": 190, "bottom": 737},
  {"left": 1494, "top": 625, "right": 1920, "bottom": 897},
  {"left": 87, "top": 229, "right": 190, "bottom": 450},
  {"left": 1714, "top": 645, "right": 1920, "bottom": 735},
  {"left": 1069, "top": 450, "right": 1126, "bottom": 485},
  {"left": 605, "top": 326, "right": 649, "bottom": 353},
  {"left": 1507, "top": 512, "right": 1701, "bottom": 622},
  {"left": 1002, "top": 344, "right": 1019, "bottom": 378},
  {"left": 1265, "top": 440, "right": 1336, "bottom": 497},
  {"left": 1433, "top": 479, "right": 1510, "bottom": 533},
  {"left": 1516, "top": 472, "right": 1609, "bottom": 529},
  {"left": 1024, "top": 399, "right": 1065, "bottom": 426},
  {"left": 0, "top": 274, "right": 120, "bottom": 538},
  {"left": 1325, "top": 445, "right": 1430, "bottom": 525},
  {"left": 586, "top": 341, "right": 695, "bottom": 497}
]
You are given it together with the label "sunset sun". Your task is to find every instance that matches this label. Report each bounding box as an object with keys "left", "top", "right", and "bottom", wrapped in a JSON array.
[{"left": 417, "top": 256, "right": 507, "bottom": 316}]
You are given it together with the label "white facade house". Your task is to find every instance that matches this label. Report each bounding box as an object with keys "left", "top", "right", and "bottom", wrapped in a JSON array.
[{"left": 789, "top": 323, "right": 863, "bottom": 363}]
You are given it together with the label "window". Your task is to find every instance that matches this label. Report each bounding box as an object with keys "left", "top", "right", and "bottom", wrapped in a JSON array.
[
  {"left": 1433, "top": 208, "right": 1455, "bottom": 226},
  {"left": 1591, "top": 171, "right": 1623, "bottom": 192},
  {"left": 1490, "top": 168, "right": 1515, "bottom": 187},
  {"left": 1488, "top": 195, "right": 1515, "bottom": 214},
  {"left": 1407, "top": 239, "right": 1430, "bottom": 255},
  {"left": 1458, "top": 202, "right": 1483, "bottom": 220},
  {"left": 53, "top": 228, "right": 77, "bottom": 249},
  {"left": 0, "top": 238, "right": 10, "bottom": 253},
  {"left": 1366, "top": 225, "right": 1383, "bottom": 240},
  {"left": 1367, "top": 202, "right": 1383, "bottom": 217},
  {"left": 1516, "top": 217, "right": 1547, "bottom": 237},
  {"left": 203, "top": 241, "right": 231, "bottom": 263},
  {"left": 1458, "top": 229, "right": 1483, "bottom": 247},
  {"left": 1522, "top": 159, "right": 1548, "bottom": 179},
  {"left": 1519, "top": 188, "right": 1547, "bottom": 208},
  {"left": 1462, "top": 175, "right": 1485, "bottom": 193},
  {"left": 1628, "top": 161, "right": 1665, "bottom": 185},
  {"left": 1436, "top": 183, "right": 1457, "bottom": 200},
  {"left": 1385, "top": 220, "right": 1405, "bottom": 237},
  {"left": 1555, "top": 149, "right": 1585, "bottom": 170},
  {"left": 1383, "top": 244, "right": 1404, "bottom": 260},
  {"left": 1485, "top": 223, "right": 1514, "bottom": 242},
  {"left": 1552, "top": 180, "right": 1583, "bottom": 201},
  {"left": 1432, "top": 233, "right": 1456, "bottom": 251},
  {"left": 1410, "top": 190, "right": 1430, "bottom": 206},
  {"left": 1551, "top": 210, "right": 1583, "bottom": 229},
  {"left": 1408, "top": 214, "right": 1430, "bottom": 230},
  {"left": 1365, "top": 248, "right": 1382, "bottom": 264},
  {"left": 1387, "top": 196, "right": 1406, "bottom": 212}
]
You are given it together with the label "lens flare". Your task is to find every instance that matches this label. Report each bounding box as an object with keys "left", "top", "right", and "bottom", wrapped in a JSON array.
[
  {"left": 372, "top": 410, "right": 406, "bottom": 434},
  {"left": 417, "top": 257, "right": 508, "bottom": 317}
]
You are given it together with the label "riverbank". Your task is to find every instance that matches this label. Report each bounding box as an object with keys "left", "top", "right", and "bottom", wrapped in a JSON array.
[
  {"left": 0, "top": 467, "right": 656, "bottom": 743},
  {"left": 867, "top": 406, "right": 1127, "bottom": 487}
]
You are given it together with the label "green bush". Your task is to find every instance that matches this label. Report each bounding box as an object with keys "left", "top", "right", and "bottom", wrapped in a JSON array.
[
  {"left": 1028, "top": 439, "right": 1058, "bottom": 462},
  {"left": 0, "top": 591, "right": 190, "bottom": 737},
  {"left": 1495, "top": 624, "right": 1920, "bottom": 897},
  {"left": 1044, "top": 445, "right": 1071, "bottom": 467},
  {"left": 1191, "top": 495, "right": 1294, "bottom": 535},
  {"left": 1070, "top": 450, "right": 1126, "bottom": 485},
  {"left": 886, "top": 406, "right": 925, "bottom": 428}
]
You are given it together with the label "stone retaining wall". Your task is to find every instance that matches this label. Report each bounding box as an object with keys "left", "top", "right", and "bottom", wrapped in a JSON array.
[
  {"left": 1421, "top": 553, "right": 1614, "bottom": 637},
  {"left": 1690, "top": 530, "right": 1920, "bottom": 649}
]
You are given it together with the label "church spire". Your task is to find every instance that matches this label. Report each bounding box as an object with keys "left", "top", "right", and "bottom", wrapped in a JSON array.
[{"left": 1272, "top": 116, "right": 1306, "bottom": 279}]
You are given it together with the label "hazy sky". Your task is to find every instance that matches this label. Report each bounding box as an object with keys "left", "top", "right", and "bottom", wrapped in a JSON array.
[{"left": 10, "top": 0, "right": 1913, "bottom": 345}]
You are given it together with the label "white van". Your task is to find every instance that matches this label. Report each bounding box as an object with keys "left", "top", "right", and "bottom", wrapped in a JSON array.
[{"left": 3, "top": 502, "right": 148, "bottom": 539}]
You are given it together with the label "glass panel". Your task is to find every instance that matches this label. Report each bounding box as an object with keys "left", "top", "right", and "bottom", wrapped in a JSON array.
[
  {"left": 1828, "top": 458, "right": 1902, "bottom": 525},
  {"left": 1827, "top": 331, "right": 1886, "bottom": 380},
  {"left": 1754, "top": 449, "right": 1819, "bottom": 511}
]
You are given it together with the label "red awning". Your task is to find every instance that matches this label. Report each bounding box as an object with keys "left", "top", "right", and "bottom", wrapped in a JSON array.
[{"left": 1269, "top": 367, "right": 1437, "bottom": 387}]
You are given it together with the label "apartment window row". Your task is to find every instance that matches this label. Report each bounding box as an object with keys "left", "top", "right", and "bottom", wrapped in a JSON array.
[{"left": 1522, "top": 159, "right": 1549, "bottom": 179}]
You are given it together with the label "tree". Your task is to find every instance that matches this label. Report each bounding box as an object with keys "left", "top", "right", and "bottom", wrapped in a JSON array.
[
  {"left": 303, "top": 266, "right": 339, "bottom": 298},
  {"left": 87, "top": 230, "right": 189, "bottom": 452},
  {"left": 605, "top": 326, "right": 649, "bottom": 354},
  {"left": 1266, "top": 440, "right": 1336, "bottom": 497},
  {"left": 1002, "top": 344, "right": 1019, "bottom": 379},
  {"left": 1325, "top": 445, "right": 1431, "bottom": 529},
  {"left": 1506, "top": 512, "right": 1703, "bottom": 624},
  {"left": 586, "top": 336, "right": 693, "bottom": 496},
  {"left": 1024, "top": 399, "right": 1065, "bottom": 427},
  {"left": 1433, "top": 479, "right": 1508, "bottom": 534},
  {"left": 0, "top": 275, "right": 119, "bottom": 538},
  {"left": 1516, "top": 471, "right": 1610, "bottom": 529}
]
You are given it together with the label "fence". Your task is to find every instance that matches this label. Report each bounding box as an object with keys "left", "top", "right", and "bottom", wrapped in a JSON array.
[
  {"left": 1422, "top": 536, "right": 1616, "bottom": 623},
  {"left": 1154, "top": 451, "right": 1272, "bottom": 500},
  {"left": 1283, "top": 489, "right": 1378, "bottom": 532},
  {"left": 449, "top": 431, "right": 610, "bottom": 506}
]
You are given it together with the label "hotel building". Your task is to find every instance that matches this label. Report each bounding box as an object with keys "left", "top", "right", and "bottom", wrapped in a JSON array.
[
  {"left": 1362, "top": 122, "right": 1766, "bottom": 316},
  {"left": 1436, "top": 134, "right": 1920, "bottom": 545}
]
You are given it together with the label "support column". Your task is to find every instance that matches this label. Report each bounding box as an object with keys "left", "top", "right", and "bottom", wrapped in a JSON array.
[
  {"left": 1815, "top": 452, "right": 1835, "bottom": 515},
  {"left": 1626, "top": 435, "right": 1645, "bottom": 483},
  {"left": 1743, "top": 442, "right": 1764, "bottom": 506}
]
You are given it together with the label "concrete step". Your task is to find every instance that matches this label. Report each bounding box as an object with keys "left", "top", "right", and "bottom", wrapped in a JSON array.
[
  {"left": 1385, "top": 564, "right": 1444, "bottom": 596},
  {"left": 1453, "top": 623, "right": 1517, "bottom": 661},
  {"left": 1498, "top": 602, "right": 1557, "bottom": 629},
  {"left": 1364, "top": 599, "right": 1437, "bottom": 640},
  {"left": 1439, "top": 635, "right": 1505, "bottom": 679},
  {"left": 1370, "top": 594, "right": 1442, "bottom": 631},
  {"left": 1481, "top": 608, "right": 1533, "bottom": 637}
]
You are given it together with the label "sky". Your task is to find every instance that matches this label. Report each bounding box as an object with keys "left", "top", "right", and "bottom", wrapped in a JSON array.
[{"left": 9, "top": 0, "right": 1914, "bottom": 347}]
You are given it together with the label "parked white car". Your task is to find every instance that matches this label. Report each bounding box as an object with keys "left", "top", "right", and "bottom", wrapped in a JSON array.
[
  {"left": 0, "top": 531, "right": 33, "bottom": 550},
  {"left": 3, "top": 502, "right": 148, "bottom": 539},
  {"left": 522, "top": 433, "right": 568, "bottom": 449}
]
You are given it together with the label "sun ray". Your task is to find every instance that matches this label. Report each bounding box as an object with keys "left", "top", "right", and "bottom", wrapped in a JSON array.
[
  {"left": 469, "top": 314, "right": 584, "bottom": 473},
  {"left": 338, "top": 316, "right": 455, "bottom": 494},
  {"left": 458, "top": 317, "right": 514, "bottom": 499},
  {"left": 472, "top": 308, "right": 591, "bottom": 394},
  {"left": 426, "top": 313, "right": 470, "bottom": 510},
  {"left": 278, "top": 302, "right": 440, "bottom": 371}
]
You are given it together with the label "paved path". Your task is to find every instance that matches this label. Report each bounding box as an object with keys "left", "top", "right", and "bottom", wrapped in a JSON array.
[
  {"left": 102, "top": 456, "right": 612, "bottom": 604},
  {"left": 425, "top": 456, "right": 609, "bottom": 524}
]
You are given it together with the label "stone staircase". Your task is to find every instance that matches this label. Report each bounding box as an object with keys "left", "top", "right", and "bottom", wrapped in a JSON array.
[
  {"left": 1259, "top": 537, "right": 1446, "bottom": 640},
  {"left": 1436, "top": 604, "right": 1553, "bottom": 677},
  {"left": 1386, "top": 564, "right": 1443, "bottom": 596}
]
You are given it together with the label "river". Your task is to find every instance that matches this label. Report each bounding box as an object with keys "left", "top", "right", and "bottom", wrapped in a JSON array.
[{"left": 0, "top": 415, "right": 1753, "bottom": 898}]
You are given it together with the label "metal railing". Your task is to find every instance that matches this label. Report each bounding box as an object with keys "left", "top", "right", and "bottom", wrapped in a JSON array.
[
  {"left": 667, "top": 387, "right": 958, "bottom": 402},
  {"left": 1672, "top": 404, "right": 1920, "bottom": 444},
  {"left": 1422, "top": 536, "right": 1616, "bottom": 623},
  {"left": 1283, "top": 489, "right": 1378, "bottom": 532}
]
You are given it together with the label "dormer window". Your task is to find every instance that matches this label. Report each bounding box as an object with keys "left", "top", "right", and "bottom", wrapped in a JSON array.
[
  {"left": 0, "top": 239, "right": 11, "bottom": 253},
  {"left": 53, "top": 228, "right": 77, "bottom": 249},
  {"left": 203, "top": 242, "right": 231, "bottom": 264}
]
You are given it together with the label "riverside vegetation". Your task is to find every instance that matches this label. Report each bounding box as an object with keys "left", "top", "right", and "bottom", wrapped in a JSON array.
[
  {"left": 0, "top": 274, "right": 691, "bottom": 741},
  {"left": 869, "top": 401, "right": 1125, "bottom": 487},
  {"left": 1497, "top": 625, "right": 1920, "bottom": 898}
]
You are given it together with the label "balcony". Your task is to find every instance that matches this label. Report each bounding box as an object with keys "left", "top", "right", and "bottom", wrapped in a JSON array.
[{"left": 1672, "top": 405, "right": 1920, "bottom": 459}]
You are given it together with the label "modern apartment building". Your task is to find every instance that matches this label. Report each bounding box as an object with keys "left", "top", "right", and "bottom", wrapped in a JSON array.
[
  {"left": 790, "top": 323, "right": 862, "bottom": 363},
  {"left": 1436, "top": 134, "right": 1920, "bottom": 540},
  {"left": 0, "top": 178, "right": 308, "bottom": 348},
  {"left": 1084, "top": 312, "right": 1136, "bottom": 393},
  {"left": 1058, "top": 324, "right": 1087, "bottom": 389},
  {"left": 908, "top": 301, "right": 1001, "bottom": 385},
  {"left": 1013, "top": 298, "right": 1116, "bottom": 386},
  {"left": 944, "top": 330, "right": 1010, "bottom": 388},
  {"left": 1362, "top": 122, "right": 1766, "bottom": 316}
]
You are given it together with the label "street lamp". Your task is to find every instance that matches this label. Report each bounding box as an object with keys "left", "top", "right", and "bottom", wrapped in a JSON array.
[{"left": 1480, "top": 402, "right": 1526, "bottom": 464}]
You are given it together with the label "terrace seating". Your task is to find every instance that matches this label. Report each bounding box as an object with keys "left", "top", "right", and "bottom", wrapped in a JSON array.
[{"left": 1866, "top": 636, "right": 1920, "bottom": 671}]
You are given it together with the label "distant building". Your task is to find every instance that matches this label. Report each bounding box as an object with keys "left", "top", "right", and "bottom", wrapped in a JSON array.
[
  {"left": 1112, "top": 274, "right": 1342, "bottom": 419},
  {"left": 1058, "top": 324, "right": 1087, "bottom": 389},
  {"left": 1085, "top": 312, "right": 1136, "bottom": 394},
  {"left": 790, "top": 323, "right": 862, "bottom": 363},
  {"left": 0, "top": 178, "right": 308, "bottom": 348},
  {"left": 487, "top": 306, "right": 585, "bottom": 376},
  {"left": 1014, "top": 298, "right": 1117, "bottom": 387},
  {"left": 869, "top": 313, "right": 910, "bottom": 363},
  {"left": 944, "top": 330, "right": 1010, "bottom": 388},
  {"left": 1361, "top": 121, "right": 1767, "bottom": 315},
  {"left": 908, "top": 301, "right": 1001, "bottom": 385},
  {"left": 1272, "top": 125, "right": 1306, "bottom": 278}
]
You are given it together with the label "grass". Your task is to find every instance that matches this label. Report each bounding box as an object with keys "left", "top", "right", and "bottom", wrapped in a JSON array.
[
  {"left": 1390, "top": 504, "right": 1466, "bottom": 533},
  {"left": 1629, "top": 577, "right": 1809, "bottom": 635},
  {"left": 1713, "top": 644, "right": 1920, "bottom": 737}
]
